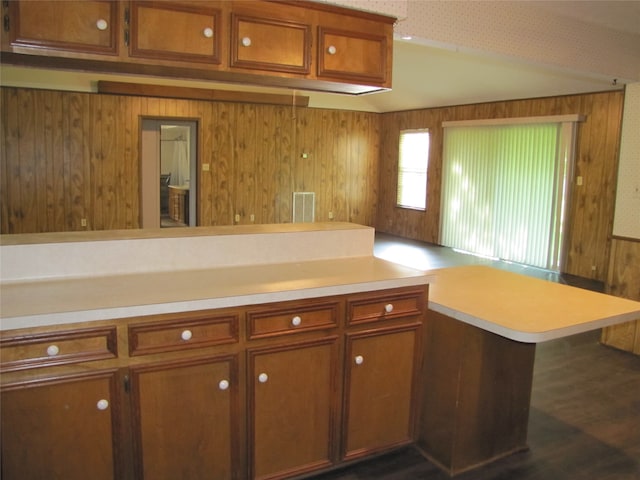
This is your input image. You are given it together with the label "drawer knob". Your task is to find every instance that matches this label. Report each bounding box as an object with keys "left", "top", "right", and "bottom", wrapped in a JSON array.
[
  {"left": 218, "top": 379, "right": 230, "bottom": 390},
  {"left": 96, "top": 19, "right": 108, "bottom": 31},
  {"left": 258, "top": 372, "right": 268, "bottom": 383},
  {"left": 46, "top": 344, "right": 60, "bottom": 356},
  {"left": 384, "top": 303, "right": 394, "bottom": 313},
  {"left": 327, "top": 45, "right": 337, "bottom": 55},
  {"left": 291, "top": 315, "right": 302, "bottom": 327},
  {"left": 354, "top": 355, "right": 364, "bottom": 365},
  {"left": 203, "top": 27, "right": 214, "bottom": 38},
  {"left": 241, "top": 36, "right": 252, "bottom": 47},
  {"left": 181, "top": 329, "right": 193, "bottom": 341},
  {"left": 96, "top": 399, "right": 109, "bottom": 411}
]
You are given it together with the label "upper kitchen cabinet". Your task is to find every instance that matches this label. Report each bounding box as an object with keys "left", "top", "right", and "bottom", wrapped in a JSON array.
[
  {"left": 128, "top": 1, "right": 222, "bottom": 66},
  {"left": 316, "top": 12, "right": 392, "bottom": 90},
  {"left": 1, "top": 0, "right": 120, "bottom": 59},
  {"left": 1, "top": 0, "right": 395, "bottom": 94},
  {"left": 229, "top": 1, "right": 311, "bottom": 75}
]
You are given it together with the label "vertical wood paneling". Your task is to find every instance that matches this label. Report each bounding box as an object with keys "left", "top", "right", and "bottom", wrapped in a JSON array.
[
  {"left": 376, "top": 91, "right": 624, "bottom": 281},
  {"left": 89, "top": 93, "right": 103, "bottom": 230},
  {"left": 3, "top": 86, "right": 621, "bottom": 282},
  {"left": 601, "top": 238, "right": 640, "bottom": 354},
  {"left": 4, "top": 89, "right": 22, "bottom": 232}
]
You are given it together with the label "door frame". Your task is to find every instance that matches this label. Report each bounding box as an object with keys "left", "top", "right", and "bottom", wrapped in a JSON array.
[{"left": 140, "top": 117, "right": 200, "bottom": 228}]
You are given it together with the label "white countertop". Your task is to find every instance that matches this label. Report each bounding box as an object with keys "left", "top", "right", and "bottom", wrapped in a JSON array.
[
  {"left": 0, "top": 256, "right": 431, "bottom": 330},
  {"left": 428, "top": 265, "right": 640, "bottom": 343}
]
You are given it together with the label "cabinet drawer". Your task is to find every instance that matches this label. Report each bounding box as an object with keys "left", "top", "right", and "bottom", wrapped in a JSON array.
[
  {"left": 129, "top": 314, "right": 239, "bottom": 356},
  {"left": 347, "top": 289, "right": 425, "bottom": 326},
  {"left": 0, "top": 326, "right": 117, "bottom": 372},
  {"left": 248, "top": 302, "right": 339, "bottom": 340}
]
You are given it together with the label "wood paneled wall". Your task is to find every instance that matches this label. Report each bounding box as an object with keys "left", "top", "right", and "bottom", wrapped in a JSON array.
[
  {"left": 0, "top": 87, "right": 625, "bottom": 282},
  {"left": 601, "top": 238, "right": 640, "bottom": 354},
  {"left": 376, "top": 91, "right": 625, "bottom": 281},
  {"left": 0, "top": 87, "right": 380, "bottom": 233}
]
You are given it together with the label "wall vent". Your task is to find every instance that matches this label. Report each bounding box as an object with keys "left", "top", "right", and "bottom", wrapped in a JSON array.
[{"left": 292, "top": 192, "right": 315, "bottom": 223}]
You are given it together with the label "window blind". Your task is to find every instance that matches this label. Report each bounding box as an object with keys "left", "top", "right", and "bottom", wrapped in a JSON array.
[{"left": 440, "top": 122, "right": 566, "bottom": 269}]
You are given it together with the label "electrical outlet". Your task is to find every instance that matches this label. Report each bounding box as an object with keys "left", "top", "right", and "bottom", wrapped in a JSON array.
[
  {"left": 576, "top": 176, "right": 583, "bottom": 186},
  {"left": 202, "top": 163, "right": 210, "bottom": 171},
  {"left": 81, "top": 218, "right": 87, "bottom": 227},
  {"left": 235, "top": 214, "right": 240, "bottom": 223},
  {"left": 328, "top": 211, "right": 334, "bottom": 220},
  {"left": 250, "top": 214, "right": 255, "bottom": 222}
]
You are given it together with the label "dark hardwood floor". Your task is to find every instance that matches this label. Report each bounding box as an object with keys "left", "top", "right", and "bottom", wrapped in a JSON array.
[{"left": 311, "top": 233, "right": 640, "bottom": 480}]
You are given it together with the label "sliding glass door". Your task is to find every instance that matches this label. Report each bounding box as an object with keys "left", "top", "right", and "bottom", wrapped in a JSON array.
[{"left": 440, "top": 117, "right": 579, "bottom": 270}]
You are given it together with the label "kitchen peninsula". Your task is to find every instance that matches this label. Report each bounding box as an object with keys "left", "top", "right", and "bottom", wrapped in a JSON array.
[{"left": 1, "top": 223, "right": 639, "bottom": 480}]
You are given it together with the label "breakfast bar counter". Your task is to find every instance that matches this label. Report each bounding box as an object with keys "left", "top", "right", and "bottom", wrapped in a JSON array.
[{"left": 419, "top": 265, "right": 640, "bottom": 476}]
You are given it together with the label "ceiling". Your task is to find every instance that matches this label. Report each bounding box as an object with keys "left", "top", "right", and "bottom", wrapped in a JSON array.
[
  {"left": 308, "top": 0, "right": 640, "bottom": 112},
  {"left": 1, "top": 1, "right": 639, "bottom": 113}
]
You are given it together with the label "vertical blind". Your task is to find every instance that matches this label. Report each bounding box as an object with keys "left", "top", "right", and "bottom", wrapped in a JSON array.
[{"left": 440, "top": 122, "right": 565, "bottom": 269}]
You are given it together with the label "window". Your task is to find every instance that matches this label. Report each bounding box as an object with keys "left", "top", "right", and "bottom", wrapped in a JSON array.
[{"left": 397, "top": 129, "right": 430, "bottom": 210}]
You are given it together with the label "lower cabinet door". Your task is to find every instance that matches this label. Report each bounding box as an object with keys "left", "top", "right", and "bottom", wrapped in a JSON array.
[
  {"left": 342, "top": 325, "right": 420, "bottom": 460},
  {"left": 1, "top": 370, "right": 121, "bottom": 480},
  {"left": 129, "top": 355, "right": 238, "bottom": 480},
  {"left": 249, "top": 337, "right": 338, "bottom": 480}
]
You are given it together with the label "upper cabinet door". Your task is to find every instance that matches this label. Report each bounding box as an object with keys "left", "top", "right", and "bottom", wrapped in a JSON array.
[
  {"left": 317, "top": 27, "right": 389, "bottom": 85},
  {"left": 230, "top": 6, "right": 311, "bottom": 75},
  {"left": 128, "top": 1, "right": 222, "bottom": 65},
  {"left": 4, "top": 0, "right": 119, "bottom": 56}
]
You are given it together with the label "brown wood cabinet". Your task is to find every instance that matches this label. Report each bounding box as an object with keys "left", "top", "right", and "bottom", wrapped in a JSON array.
[
  {"left": 1, "top": 0, "right": 120, "bottom": 59},
  {"left": 1, "top": 0, "right": 394, "bottom": 94},
  {"left": 316, "top": 15, "right": 390, "bottom": 86},
  {"left": 128, "top": 1, "right": 223, "bottom": 65},
  {"left": 230, "top": 2, "right": 311, "bottom": 75},
  {"left": 1, "top": 370, "right": 123, "bottom": 480},
  {"left": 168, "top": 186, "right": 189, "bottom": 224},
  {"left": 130, "top": 355, "right": 238, "bottom": 480},
  {"left": 343, "top": 326, "right": 421, "bottom": 459},
  {"left": 249, "top": 338, "right": 338, "bottom": 479},
  {"left": 342, "top": 289, "right": 424, "bottom": 461},
  {"left": 0, "top": 285, "right": 426, "bottom": 480}
]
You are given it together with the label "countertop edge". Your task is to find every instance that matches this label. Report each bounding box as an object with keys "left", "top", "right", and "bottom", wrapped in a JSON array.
[
  {"left": 1, "top": 274, "right": 430, "bottom": 331},
  {"left": 428, "top": 301, "right": 640, "bottom": 343}
]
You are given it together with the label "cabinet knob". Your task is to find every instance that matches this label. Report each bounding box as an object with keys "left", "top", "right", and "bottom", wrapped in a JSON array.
[
  {"left": 181, "top": 329, "right": 193, "bottom": 341},
  {"left": 291, "top": 315, "right": 302, "bottom": 327},
  {"left": 203, "top": 27, "right": 213, "bottom": 38},
  {"left": 384, "top": 303, "right": 394, "bottom": 313},
  {"left": 46, "top": 344, "right": 60, "bottom": 356},
  {"left": 96, "top": 19, "right": 108, "bottom": 31},
  {"left": 354, "top": 355, "right": 364, "bottom": 365},
  {"left": 96, "top": 399, "right": 109, "bottom": 410},
  {"left": 327, "top": 45, "right": 337, "bottom": 55},
  {"left": 258, "top": 372, "right": 268, "bottom": 383},
  {"left": 218, "top": 379, "right": 230, "bottom": 390},
  {"left": 241, "top": 36, "right": 252, "bottom": 47}
]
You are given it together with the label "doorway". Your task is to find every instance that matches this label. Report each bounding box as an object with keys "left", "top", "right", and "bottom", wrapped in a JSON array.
[{"left": 141, "top": 119, "right": 198, "bottom": 228}]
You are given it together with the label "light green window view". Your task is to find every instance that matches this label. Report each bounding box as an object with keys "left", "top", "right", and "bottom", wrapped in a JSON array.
[{"left": 397, "top": 130, "right": 430, "bottom": 210}]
